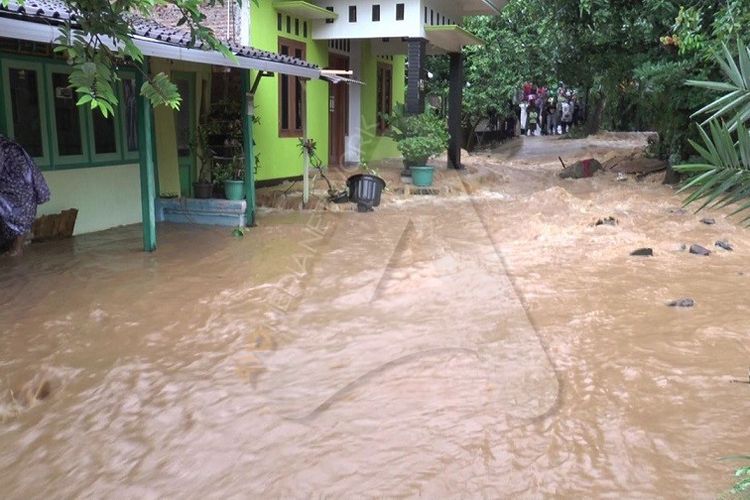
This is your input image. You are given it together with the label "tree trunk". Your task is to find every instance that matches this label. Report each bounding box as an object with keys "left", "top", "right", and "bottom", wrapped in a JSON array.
[
  {"left": 464, "top": 117, "right": 482, "bottom": 152},
  {"left": 585, "top": 93, "right": 607, "bottom": 135}
]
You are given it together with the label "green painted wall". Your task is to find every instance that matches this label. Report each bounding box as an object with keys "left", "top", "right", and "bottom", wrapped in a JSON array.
[
  {"left": 38, "top": 164, "right": 142, "bottom": 234},
  {"left": 360, "top": 43, "right": 406, "bottom": 163},
  {"left": 250, "top": 4, "right": 329, "bottom": 181},
  {"left": 150, "top": 58, "right": 211, "bottom": 195}
]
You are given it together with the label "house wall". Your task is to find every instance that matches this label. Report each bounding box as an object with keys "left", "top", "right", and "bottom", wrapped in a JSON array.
[
  {"left": 149, "top": 58, "right": 211, "bottom": 196},
  {"left": 421, "top": 0, "right": 462, "bottom": 28},
  {"left": 360, "top": 41, "right": 406, "bottom": 163},
  {"left": 37, "top": 165, "right": 142, "bottom": 234},
  {"left": 250, "top": 2, "right": 329, "bottom": 181},
  {"left": 310, "top": 0, "right": 423, "bottom": 39},
  {"left": 0, "top": 48, "right": 147, "bottom": 235}
]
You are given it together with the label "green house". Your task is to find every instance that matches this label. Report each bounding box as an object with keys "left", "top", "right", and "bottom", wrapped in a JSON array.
[{"left": 0, "top": 0, "right": 502, "bottom": 251}]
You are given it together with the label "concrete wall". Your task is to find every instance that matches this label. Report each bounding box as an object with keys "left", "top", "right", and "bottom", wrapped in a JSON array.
[
  {"left": 150, "top": 58, "right": 212, "bottom": 196},
  {"left": 310, "top": 0, "right": 423, "bottom": 40},
  {"left": 152, "top": 1, "right": 243, "bottom": 44},
  {"left": 250, "top": 1, "right": 330, "bottom": 181},
  {"left": 360, "top": 41, "right": 406, "bottom": 163},
  {"left": 38, "top": 164, "right": 142, "bottom": 235},
  {"left": 421, "top": 0, "right": 461, "bottom": 28}
]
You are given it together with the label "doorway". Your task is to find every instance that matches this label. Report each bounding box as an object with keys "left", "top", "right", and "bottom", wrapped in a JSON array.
[
  {"left": 173, "top": 72, "right": 195, "bottom": 197},
  {"left": 328, "top": 54, "right": 349, "bottom": 167}
]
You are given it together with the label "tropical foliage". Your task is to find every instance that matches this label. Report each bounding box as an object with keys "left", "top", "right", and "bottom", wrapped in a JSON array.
[
  {"left": 0, "top": 0, "right": 237, "bottom": 115},
  {"left": 426, "top": 0, "right": 750, "bottom": 157},
  {"left": 389, "top": 109, "right": 450, "bottom": 164},
  {"left": 675, "top": 40, "right": 750, "bottom": 221}
]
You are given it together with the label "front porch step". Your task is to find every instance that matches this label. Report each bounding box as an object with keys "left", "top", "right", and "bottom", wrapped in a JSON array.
[{"left": 157, "top": 198, "right": 247, "bottom": 227}]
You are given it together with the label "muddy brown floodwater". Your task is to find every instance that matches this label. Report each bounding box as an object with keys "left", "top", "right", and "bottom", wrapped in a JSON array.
[{"left": 1, "top": 133, "right": 749, "bottom": 498}]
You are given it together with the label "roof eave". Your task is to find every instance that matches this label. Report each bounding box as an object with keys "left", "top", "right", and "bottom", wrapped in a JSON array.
[{"left": 0, "top": 14, "right": 320, "bottom": 79}]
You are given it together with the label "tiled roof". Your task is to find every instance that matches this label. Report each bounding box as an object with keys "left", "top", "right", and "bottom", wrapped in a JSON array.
[{"left": 0, "top": 0, "right": 317, "bottom": 69}]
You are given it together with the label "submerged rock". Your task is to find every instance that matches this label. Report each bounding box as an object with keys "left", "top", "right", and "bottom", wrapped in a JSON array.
[
  {"left": 670, "top": 208, "right": 687, "bottom": 215},
  {"left": 631, "top": 248, "right": 654, "bottom": 256},
  {"left": 595, "top": 216, "right": 617, "bottom": 226},
  {"left": 611, "top": 158, "right": 667, "bottom": 175},
  {"left": 716, "top": 240, "right": 734, "bottom": 251},
  {"left": 559, "top": 159, "right": 602, "bottom": 179},
  {"left": 689, "top": 244, "right": 711, "bottom": 256},
  {"left": 701, "top": 218, "right": 716, "bottom": 225},
  {"left": 667, "top": 298, "right": 695, "bottom": 308}
]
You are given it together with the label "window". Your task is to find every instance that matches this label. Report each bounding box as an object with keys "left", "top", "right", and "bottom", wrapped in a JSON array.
[
  {"left": 348, "top": 5, "right": 356, "bottom": 22},
  {"left": 1, "top": 57, "right": 138, "bottom": 170},
  {"left": 326, "top": 6, "right": 334, "bottom": 23},
  {"left": 424, "top": 6, "right": 427, "bottom": 23},
  {"left": 372, "top": 4, "right": 380, "bottom": 21},
  {"left": 295, "top": 18, "right": 299, "bottom": 36},
  {"left": 278, "top": 38, "right": 306, "bottom": 137},
  {"left": 286, "top": 15, "right": 291, "bottom": 33},
  {"left": 430, "top": 9, "right": 434, "bottom": 24},
  {"left": 376, "top": 62, "right": 392, "bottom": 134},
  {"left": 5, "top": 65, "right": 46, "bottom": 159},
  {"left": 303, "top": 21, "right": 308, "bottom": 37},
  {"left": 442, "top": 15, "right": 445, "bottom": 24},
  {"left": 50, "top": 70, "right": 85, "bottom": 162},
  {"left": 396, "top": 3, "right": 404, "bottom": 20},
  {"left": 277, "top": 13, "right": 282, "bottom": 31}
]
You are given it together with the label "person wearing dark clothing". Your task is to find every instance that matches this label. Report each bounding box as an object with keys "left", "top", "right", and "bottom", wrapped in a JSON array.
[{"left": 0, "top": 135, "right": 50, "bottom": 256}]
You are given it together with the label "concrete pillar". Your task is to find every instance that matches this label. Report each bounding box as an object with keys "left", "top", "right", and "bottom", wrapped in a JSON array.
[
  {"left": 448, "top": 52, "right": 464, "bottom": 169},
  {"left": 136, "top": 58, "right": 157, "bottom": 252},
  {"left": 406, "top": 38, "right": 426, "bottom": 115}
]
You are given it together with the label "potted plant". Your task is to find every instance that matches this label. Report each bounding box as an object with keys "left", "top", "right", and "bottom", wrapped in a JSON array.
[
  {"left": 223, "top": 155, "right": 245, "bottom": 201},
  {"left": 191, "top": 123, "right": 215, "bottom": 198},
  {"left": 210, "top": 117, "right": 245, "bottom": 200},
  {"left": 395, "top": 110, "right": 449, "bottom": 187}
]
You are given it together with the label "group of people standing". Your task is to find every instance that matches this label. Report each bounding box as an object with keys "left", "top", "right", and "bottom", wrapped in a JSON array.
[{"left": 518, "top": 82, "right": 583, "bottom": 137}]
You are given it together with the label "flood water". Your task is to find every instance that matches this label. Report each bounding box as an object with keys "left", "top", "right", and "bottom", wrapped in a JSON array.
[{"left": 1, "top": 134, "right": 749, "bottom": 498}]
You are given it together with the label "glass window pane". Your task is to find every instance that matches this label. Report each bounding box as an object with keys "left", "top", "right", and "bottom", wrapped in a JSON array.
[
  {"left": 92, "top": 110, "right": 117, "bottom": 154},
  {"left": 122, "top": 77, "right": 138, "bottom": 152},
  {"left": 8, "top": 67, "right": 44, "bottom": 157},
  {"left": 51, "top": 72, "right": 83, "bottom": 156},
  {"left": 295, "top": 77, "right": 302, "bottom": 130},
  {"left": 295, "top": 48, "right": 303, "bottom": 130}
]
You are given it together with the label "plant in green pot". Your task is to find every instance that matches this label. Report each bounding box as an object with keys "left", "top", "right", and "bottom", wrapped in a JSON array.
[
  {"left": 222, "top": 156, "right": 245, "bottom": 201},
  {"left": 395, "top": 111, "right": 449, "bottom": 187},
  {"left": 191, "top": 123, "right": 216, "bottom": 199}
]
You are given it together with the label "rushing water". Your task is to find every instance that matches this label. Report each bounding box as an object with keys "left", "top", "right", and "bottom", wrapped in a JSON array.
[{"left": 1, "top": 134, "right": 749, "bottom": 498}]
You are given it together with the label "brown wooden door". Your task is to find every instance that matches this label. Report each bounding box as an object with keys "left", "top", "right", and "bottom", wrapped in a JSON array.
[{"left": 328, "top": 54, "right": 349, "bottom": 167}]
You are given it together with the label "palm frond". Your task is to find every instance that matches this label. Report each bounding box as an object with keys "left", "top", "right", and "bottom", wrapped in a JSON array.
[
  {"left": 674, "top": 120, "right": 750, "bottom": 220},
  {"left": 688, "top": 40, "right": 750, "bottom": 131}
]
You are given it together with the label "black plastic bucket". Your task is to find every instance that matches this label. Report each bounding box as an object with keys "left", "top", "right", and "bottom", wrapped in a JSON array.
[{"left": 346, "top": 174, "right": 386, "bottom": 208}]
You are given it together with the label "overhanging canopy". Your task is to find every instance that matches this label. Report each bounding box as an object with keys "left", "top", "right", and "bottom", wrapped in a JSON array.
[
  {"left": 457, "top": 0, "right": 507, "bottom": 15},
  {"left": 320, "top": 70, "right": 364, "bottom": 85},
  {"left": 273, "top": 0, "right": 337, "bottom": 20},
  {"left": 425, "top": 25, "right": 484, "bottom": 53}
]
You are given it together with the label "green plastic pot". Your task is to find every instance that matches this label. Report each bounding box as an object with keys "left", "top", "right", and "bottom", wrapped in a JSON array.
[
  {"left": 224, "top": 180, "right": 244, "bottom": 200},
  {"left": 410, "top": 166, "right": 434, "bottom": 187}
]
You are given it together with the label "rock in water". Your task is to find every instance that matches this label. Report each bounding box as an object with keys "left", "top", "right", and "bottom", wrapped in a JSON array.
[
  {"left": 689, "top": 244, "right": 711, "bottom": 256},
  {"left": 716, "top": 240, "right": 734, "bottom": 251},
  {"left": 631, "top": 248, "right": 654, "bottom": 256},
  {"left": 611, "top": 158, "right": 668, "bottom": 175},
  {"left": 595, "top": 216, "right": 617, "bottom": 226},
  {"left": 559, "top": 158, "right": 602, "bottom": 179},
  {"left": 701, "top": 218, "right": 716, "bottom": 225},
  {"left": 667, "top": 298, "right": 695, "bottom": 308}
]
